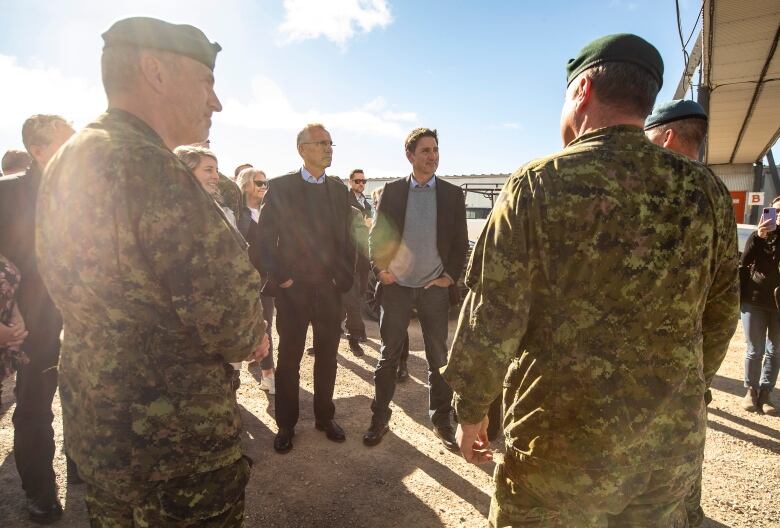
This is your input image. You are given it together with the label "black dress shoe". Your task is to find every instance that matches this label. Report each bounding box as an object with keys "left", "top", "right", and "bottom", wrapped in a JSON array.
[
  {"left": 26, "top": 496, "right": 63, "bottom": 525},
  {"left": 315, "top": 419, "right": 346, "bottom": 442},
  {"left": 363, "top": 418, "right": 390, "bottom": 446},
  {"left": 396, "top": 360, "right": 408, "bottom": 382},
  {"left": 274, "top": 428, "right": 295, "bottom": 453},
  {"left": 348, "top": 338, "right": 365, "bottom": 357},
  {"left": 433, "top": 424, "right": 458, "bottom": 452}
]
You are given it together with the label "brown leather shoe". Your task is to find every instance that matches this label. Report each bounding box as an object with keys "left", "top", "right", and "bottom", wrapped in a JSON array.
[
  {"left": 742, "top": 388, "right": 759, "bottom": 412},
  {"left": 757, "top": 388, "right": 777, "bottom": 415},
  {"left": 363, "top": 418, "right": 389, "bottom": 446}
]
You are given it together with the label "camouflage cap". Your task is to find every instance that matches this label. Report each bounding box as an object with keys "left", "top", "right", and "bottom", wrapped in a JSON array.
[
  {"left": 102, "top": 16, "right": 221, "bottom": 71},
  {"left": 566, "top": 33, "right": 663, "bottom": 88},
  {"left": 644, "top": 99, "right": 708, "bottom": 130}
]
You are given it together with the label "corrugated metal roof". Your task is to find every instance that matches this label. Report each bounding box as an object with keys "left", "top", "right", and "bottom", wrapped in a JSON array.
[{"left": 703, "top": 0, "right": 780, "bottom": 165}]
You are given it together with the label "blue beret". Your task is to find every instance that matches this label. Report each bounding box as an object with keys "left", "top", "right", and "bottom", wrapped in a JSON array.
[
  {"left": 644, "top": 99, "right": 708, "bottom": 130},
  {"left": 102, "top": 17, "right": 221, "bottom": 71},
  {"left": 567, "top": 33, "right": 663, "bottom": 88}
]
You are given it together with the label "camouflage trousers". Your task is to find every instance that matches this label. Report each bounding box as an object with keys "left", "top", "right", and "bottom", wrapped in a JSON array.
[
  {"left": 489, "top": 450, "right": 699, "bottom": 527},
  {"left": 84, "top": 456, "right": 251, "bottom": 528},
  {"left": 684, "top": 463, "right": 704, "bottom": 528}
]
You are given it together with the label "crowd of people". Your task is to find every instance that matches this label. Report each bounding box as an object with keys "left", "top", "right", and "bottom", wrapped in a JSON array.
[{"left": 0, "top": 14, "right": 776, "bottom": 528}]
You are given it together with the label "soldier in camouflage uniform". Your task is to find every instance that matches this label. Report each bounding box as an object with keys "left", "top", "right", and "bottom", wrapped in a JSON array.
[
  {"left": 645, "top": 98, "right": 711, "bottom": 528},
  {"left": 442, "top": 34, "right": 738, "bottom": 527},
  {"left": 35, "top": 17, "right": 268, "bottom": 527}
]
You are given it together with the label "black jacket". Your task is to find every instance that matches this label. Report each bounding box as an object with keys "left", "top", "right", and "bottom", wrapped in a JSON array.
[
  {"left": 348, "top": 191, "right": 372, "bottom": 219},
  {"left": 0, "top": 164, "right": 62, "bottom": 357},
  {"left": 369, "top": 175, "right": 468, "bottom": 283},
  {"left": 348, "top": 192, "right": 372, "bottom": 272},
  {"left": 257, "top": 170, "right": 354, "bottom": 296},
  {"left": 740, "top": 230, "right": 780, "bottom": 310}
]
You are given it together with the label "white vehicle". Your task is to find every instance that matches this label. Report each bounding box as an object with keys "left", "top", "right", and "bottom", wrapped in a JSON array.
[{"left": 737, "top": 223, "right": 757, "bottom": 254}]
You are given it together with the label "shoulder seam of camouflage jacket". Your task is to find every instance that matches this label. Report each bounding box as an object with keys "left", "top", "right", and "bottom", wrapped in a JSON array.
[
  {"left": 443, "top": 124, "right": 738, "bottom": 470},
  {"left": 35, "top": 109, "right": 265, "bottom": 499}
]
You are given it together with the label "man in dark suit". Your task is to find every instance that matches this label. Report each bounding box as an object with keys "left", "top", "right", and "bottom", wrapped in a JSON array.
[
  {"left": 343, "top": 169, "right": 372, "bottom": 356},
  {"left": 363, "top": 127, "right": 468, "bottom": 450},
  {"left": 0, "top": 114, "right": 74, "bottom": 524},
  {"left": 258, "top": 123, "right": 354, "bottom": 453}
]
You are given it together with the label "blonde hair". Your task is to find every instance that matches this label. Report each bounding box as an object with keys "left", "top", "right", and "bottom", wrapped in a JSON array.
[
  {"left": 237, "top": 167, "right": 266, "bottom": 193},
  {"left": 173, "top": 145, "right": 217, "bottom": 172}
]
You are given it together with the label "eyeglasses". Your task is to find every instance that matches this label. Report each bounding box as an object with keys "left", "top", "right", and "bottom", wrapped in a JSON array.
[
  {"left": 352, "top": 179, "right": 366, "bottom": 184},
  {"left": 254, "top": 180, "right": 268, "bottom": 188},
  {"left": 300, "top": 140, "right": 335, "bottom": 148}
]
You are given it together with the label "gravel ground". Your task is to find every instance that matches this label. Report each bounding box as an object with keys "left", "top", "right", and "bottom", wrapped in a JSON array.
[{"left": 0, "top": 317, "right": 778, "bottom": 527}]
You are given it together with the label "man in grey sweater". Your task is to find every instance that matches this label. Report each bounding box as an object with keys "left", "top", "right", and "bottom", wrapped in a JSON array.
[{"left": 363, "top": 128, "right": 469, "bottom": 450}]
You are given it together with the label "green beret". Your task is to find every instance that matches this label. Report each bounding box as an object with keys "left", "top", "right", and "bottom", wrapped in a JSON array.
[
  {"left": 102, "top": 16, "right": 221, "bottom": 71},
  {"left": 644, "top": 99, "right": 708, "bottom": 130},
  {"left": 566, "top": 33, "right": 663, "bottom": 88}
]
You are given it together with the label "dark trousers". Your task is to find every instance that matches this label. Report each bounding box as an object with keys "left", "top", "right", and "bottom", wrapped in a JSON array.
[
  {"left": 259, "top": 295, "right": 275, "bottom": 371},
  {"left": 343, "top": 268, "right": 368, "bottom": 339},
  {"left": 274, "top": 281, "right": 342, "bottom": 429},
  {"left": 371, "top": 284, "right": 452, "bottom": 427},
  {"left": 12, "top": 306, "right": 62, "bottom": 503}
]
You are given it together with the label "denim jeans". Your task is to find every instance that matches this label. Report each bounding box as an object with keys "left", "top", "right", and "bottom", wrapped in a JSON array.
[
  {"left": 371, "top": 283, "right": 453, "bottom": 427},
  {"left": 741, "top": 303, "right": 780, "bottom": 392}
]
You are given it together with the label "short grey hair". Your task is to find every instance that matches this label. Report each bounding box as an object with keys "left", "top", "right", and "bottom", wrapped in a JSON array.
[
  {"left": 296, "top": 123, "right": 327, "bottom": 146},
  {"left": 648, "top": 118, "right": 708, "bottom": 152},
  {"left": 21, "top": 114, "right": 70, "bottom": 153},
  {"left": 173, "top": 145, "right": 217, "bottom": 172},
  {"left": 237, "top": 167, "right": 265, "bottom": 193},
  {"left": 101, "top": 46, "right": 179, "bottom": 97},
  {"left": 584, "top": 62, "right": 659, "bottom": 118}
]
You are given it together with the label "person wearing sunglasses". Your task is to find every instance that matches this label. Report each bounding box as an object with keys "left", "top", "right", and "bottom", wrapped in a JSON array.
[
  {"left": 237, "top": 168, "right": 276, "bottom": 395},
  {"left": 343, "top": 169, "right": 372, "bottom": 356}
]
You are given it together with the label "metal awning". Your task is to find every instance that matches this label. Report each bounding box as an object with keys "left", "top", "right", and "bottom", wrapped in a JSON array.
[{"left": 696, "top": 0, "right": 780, "bottom": 165}]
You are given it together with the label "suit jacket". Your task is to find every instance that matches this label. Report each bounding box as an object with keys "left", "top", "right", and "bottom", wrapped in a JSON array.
[
  {"left": 257, "top": 170, "right": 354, "bottom": 296},
  {"left": 348, "top": 191, "right": 372, "bottom": 272},
  {"left": 0, "top": 164, "right": 62, "bottom": 359},
  {"left": 369, "top": 175, "right": 469, "bottom": 284},
  {"left": 348, "top": 191, "right": 373, "bottom": 219}
]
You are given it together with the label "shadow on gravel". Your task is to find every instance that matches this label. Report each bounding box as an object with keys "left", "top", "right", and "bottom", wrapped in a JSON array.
[
  {"left": 0, "top": 452, "right": 23, "bottom": 522},
  {"left": 708, "top": 406, "right": 780, "bottom": 441},
  {"left": 710, "top": 374, "right": 744, "bottom": 398},
  {"left": 702, "top": 518, "right": 730, "bottom": 528},
  {"left": 336, "top": 353, "right": 443, "bottom": 434},
  {"left": 707, "top": 419, "right": 780, "bottom": 454},
  {"left": 239, "top": 393, "right": 489, "bottom": 527}
]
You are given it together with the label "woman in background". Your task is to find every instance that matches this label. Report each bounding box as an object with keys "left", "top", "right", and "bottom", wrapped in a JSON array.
[
  {"left": 739, "top": 196, "right": 780, "bottom": 415},
  {"left": 236, "top": 167, "right": 276, "bottom": 395}
]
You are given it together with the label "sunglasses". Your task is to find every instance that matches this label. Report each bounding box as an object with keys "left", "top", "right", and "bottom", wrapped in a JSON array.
[
  {"left": 352, "top": 179, "right": 366, "bottom": 184},
  {"left": 254, "top": 180, "right": 268, "bottom": 188}
]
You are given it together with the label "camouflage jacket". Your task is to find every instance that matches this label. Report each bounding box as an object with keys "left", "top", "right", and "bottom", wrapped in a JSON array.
[
  {"left": 442, "top": 125, "right": 738, "bottom": 471},
  {"left": 36, "top": 109, "right": 265, "bottom": 500},
  {"left": 217, "top": 171, "right": 242, "bottom": 219}
]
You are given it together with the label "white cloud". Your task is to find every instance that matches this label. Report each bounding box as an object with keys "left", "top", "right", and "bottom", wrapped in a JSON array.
[
  {"left": 0, "top": 54, "right": 105, "bottom": 148},
  {"left": 278, "top": 0, "right": 393, "bottom": 45},
  {"left": 216, "top": 75, "right": 417, "bottom": 139},
  {"left": 0, "top": 55, "right": 416, "bottom": 180}
]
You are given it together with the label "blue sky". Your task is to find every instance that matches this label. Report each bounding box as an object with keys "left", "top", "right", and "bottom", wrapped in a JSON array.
[{"left": 0, "top": 0, "right": 704, "bottom": 179}]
